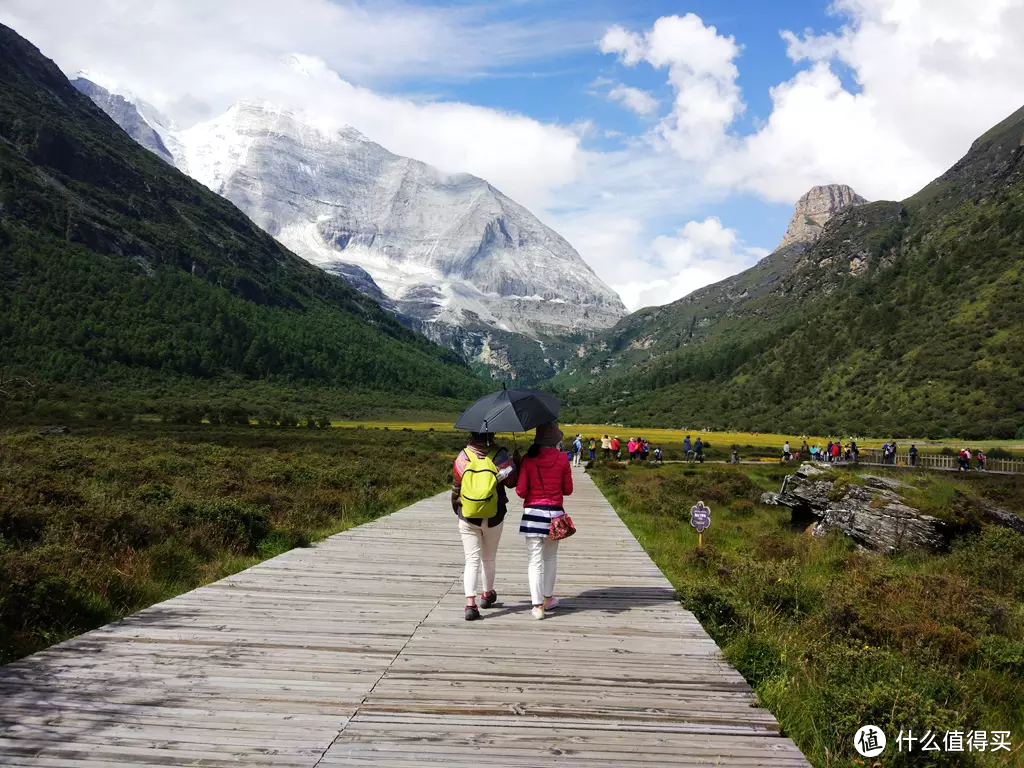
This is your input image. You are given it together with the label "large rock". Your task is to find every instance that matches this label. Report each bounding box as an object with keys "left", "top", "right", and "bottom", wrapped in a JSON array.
[
  {"left": 771, "top": 464, "right": 948, "bottom": 553},
  {"left": 778, "top": 184, "right": 868, "bottom": 249}
]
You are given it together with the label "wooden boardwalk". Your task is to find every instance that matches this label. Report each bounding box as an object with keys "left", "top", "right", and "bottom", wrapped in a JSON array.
[{"left": 0, "top": 468, "right": 810, "bottom": 767}]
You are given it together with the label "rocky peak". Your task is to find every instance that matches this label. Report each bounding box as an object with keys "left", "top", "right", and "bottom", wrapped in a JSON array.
[{"left": 778, "top": 184, "right": 868, "bottom": 249}]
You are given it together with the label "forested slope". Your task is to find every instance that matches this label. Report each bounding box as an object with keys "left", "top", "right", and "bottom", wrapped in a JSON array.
[
  {"left": 557, "top": 106, "right": 1024, "bottom": 439},
  {"left": 0, "top": 24, "right": 486, "bottom": 415}
]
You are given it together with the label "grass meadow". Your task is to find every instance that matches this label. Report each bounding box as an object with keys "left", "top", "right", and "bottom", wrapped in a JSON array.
[
  {"left": 0, "top": 423, "right": 467, "bottom": 664},
  {"left": 332, "top": 421, "right": 1024, "bottom": 458},
  {"left": 589, "top": 461, "right": 1024, "bottom": 768}
]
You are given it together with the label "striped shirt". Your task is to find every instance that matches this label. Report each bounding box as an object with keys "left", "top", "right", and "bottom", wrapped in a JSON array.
[{"left": 520, "top": 505, "right": 564, "bottom": 537}]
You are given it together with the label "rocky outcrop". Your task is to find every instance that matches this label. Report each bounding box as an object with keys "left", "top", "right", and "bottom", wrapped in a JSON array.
[
  {"left": 764, "top": 464, "right": 1024, "bottom": 552},
  {"left": 778, "top": 184, "right": 868, "bottom": 249},
  {"left": 763, "top": 463, "right": 948, "bottom": 553}
]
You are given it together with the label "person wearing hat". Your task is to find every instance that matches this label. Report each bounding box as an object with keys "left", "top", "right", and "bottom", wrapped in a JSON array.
[
  {"left": 516, "top": 422, "right": 574, "bottom": 620},
  {"left": 452, "top": 432, "right": 520, "bottom": 621}
]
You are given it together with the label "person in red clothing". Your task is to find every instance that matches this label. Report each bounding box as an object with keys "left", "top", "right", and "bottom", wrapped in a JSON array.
[
  {"left": 610, "top": 436, "right": 621, "bottom": 459},
  {"left": 516, "top": 422, "right": 574, "bottom": 620}
]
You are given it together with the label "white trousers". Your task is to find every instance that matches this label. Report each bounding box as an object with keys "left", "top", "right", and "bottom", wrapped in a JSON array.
[
  {"left": 459, "top": 519, "right": 503, "bottom": 597},
  {"left": 525, "top": 536, "right": 559, "bottom": 605}
]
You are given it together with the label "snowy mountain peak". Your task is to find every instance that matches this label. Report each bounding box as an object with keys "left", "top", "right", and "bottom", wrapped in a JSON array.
[
  {"left": 72, "top": 76, "right": 176, "bottom": 165},
  {"left": 78, "top": 87, "right": 627, "bottom": 347}
]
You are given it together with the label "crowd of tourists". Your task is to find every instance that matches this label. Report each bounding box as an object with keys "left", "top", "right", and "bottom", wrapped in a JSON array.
[
  {"left": 784, "top": 438, "right": 990, "bottom": 471},
  {"left": 563, "top": 434, "right": 664, "bottom": 465},
  {"left": 783, "top": 439, "right": 860, "bottom": 463}
]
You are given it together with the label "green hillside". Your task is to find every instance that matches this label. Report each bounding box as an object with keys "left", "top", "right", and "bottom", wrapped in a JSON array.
[
  {"left": 0, "top": 25, "right": 486, "bottom": 418},
  {"left": 555, "top": 106, "right": 1024, "bottom": 440}
]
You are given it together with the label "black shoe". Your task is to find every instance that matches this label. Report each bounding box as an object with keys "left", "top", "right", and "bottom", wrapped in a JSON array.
[
  {"left": 480, "top": 590, "right": 498, "bottom": 609},
  {"left": 464, "top": 605, "right": 481, "bottom": 621}
]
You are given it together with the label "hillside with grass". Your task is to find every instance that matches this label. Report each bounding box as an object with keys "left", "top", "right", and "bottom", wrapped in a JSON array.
[
  {"left": 0, "top": 24, "right": 487, "bottom": 421},
  {"left": 591, "top": 461, "right": 1024, "bottom": 767},
  {"left": 555, "top": 105, "right": 1024, "bottom": 440}
]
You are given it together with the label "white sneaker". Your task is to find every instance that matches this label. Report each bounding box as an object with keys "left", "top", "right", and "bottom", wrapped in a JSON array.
[
  {"left": 531, "top": 606, "right": 545, "bottom": 620},
  {"left": 543, "top": 596, "right": 559, "bottom": 611}
]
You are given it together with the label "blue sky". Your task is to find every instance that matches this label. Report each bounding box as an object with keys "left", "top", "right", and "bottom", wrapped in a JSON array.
[
  {"left": 398, "top": 0, "right": 841, "bottom": 255},
  {"left": 5, "top": 0, "right": 1024, "bottom": 309}
]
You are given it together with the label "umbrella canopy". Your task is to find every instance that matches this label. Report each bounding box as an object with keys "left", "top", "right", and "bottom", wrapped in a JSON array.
[{"left": 454, "top": 388, "right": 561, "bottom": 433}]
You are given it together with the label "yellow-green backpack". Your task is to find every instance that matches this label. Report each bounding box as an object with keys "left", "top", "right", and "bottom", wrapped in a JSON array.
[{"left": 460, "top": 448, "right": 500, "bottom": 519}]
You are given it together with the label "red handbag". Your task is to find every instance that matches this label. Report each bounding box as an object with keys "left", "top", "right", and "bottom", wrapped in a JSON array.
[
  {"left": 526, "top": 456, "right": 576, "bottom": 540},
  {"left": 549, "top": 513, "right": 576, "bottom": 541}
]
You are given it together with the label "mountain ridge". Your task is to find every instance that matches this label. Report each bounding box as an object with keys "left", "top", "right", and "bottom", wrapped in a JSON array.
[
  {"left": 0, "top": 23, "right": 487, "bottom": 411},
  {"left": 555, "top": 107, "right": 1024, "bottom": 439},
  {"left": 71, "top": 80, "right": 627, "bottom": 381}
]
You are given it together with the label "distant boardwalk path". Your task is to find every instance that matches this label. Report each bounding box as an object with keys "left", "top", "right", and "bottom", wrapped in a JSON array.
[{"left": 0, "top": 469, "right": 809, "bottom": 767}]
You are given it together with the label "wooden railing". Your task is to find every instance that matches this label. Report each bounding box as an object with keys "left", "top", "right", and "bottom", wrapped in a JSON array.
[{"left": 858, "top": 449, "right": 1024, "bottom": 474}]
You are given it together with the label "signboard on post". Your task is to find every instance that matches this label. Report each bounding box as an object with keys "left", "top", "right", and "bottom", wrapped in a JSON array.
[{"left": 690, "top": 501, "right": 711, "bottom": 551}]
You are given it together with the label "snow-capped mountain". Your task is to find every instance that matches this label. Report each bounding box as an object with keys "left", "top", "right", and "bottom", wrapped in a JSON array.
[
  {"left": 72, "top": 76, "right": 176, "bottom": 164},
  {"left": 72, "top": 80, "right": 626, "bottom": 349}
]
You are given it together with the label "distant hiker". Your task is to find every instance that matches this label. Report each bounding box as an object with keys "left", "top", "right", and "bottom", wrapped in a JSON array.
[
  {"left": 452, "top": 432, "right": 519, "bottom": 621},
  {"left": 611, "top": 436, "right": 621, "bottom": 459},
  {"left": 783, "top": 441, "right": 792, "bottom": 462},
  {"left": 694, "top": 437, "right": 705, "bottom": 463},
  {"left": 801, "top": 440, "right": 810, "bottom": 456},
  {"left": 826, "top": 441, "right": 834, "bottom": 463},
  {"left": 831, "top": 442, "right": 841, "bottom": 462},
  {"left": 730, "top": 448, "right": 740, "bottom": 464},
  {"left": 851, "top": 441, "right": 859, "bottom": 463},
  {"left": 683, "top": 435, "right": 693, "bottom": 462},
  {"left": 891, "top": 441, "right": 900, "bottom": 465},
  {"left": 601, "top": 434, "right": 611, "bottom": 459},
  {"left": 976, "top": 450, "right": 986, "bottom": 471},
  {"left": 641, "top": 440, "right": 650, "bottom": 462},
  {"left": 627, "top": 438, "right": 637, "bottom": 461},
  {"left": 654, "top": 446, "right": 663, "bottom": 465},
  {"left": 958, "top": 448, "right": 971, "bottom": 471},
  {"left": 881, "top": 442, "right": 889, "bottom": 465},
  {"left": 516, "top": 422, "right": 573, "bottom": 620},
  {"left": 588, "top": 437, "right": 597, "bottom": 462},
  {"left": 810, "top": 445, "right": 818, "bottom": 461},
  {"left": 572, "top": 435, "right": 583, "bottom": 467},
  {"left": 909, "top": 444, "right": 918, "bottom": 467}
]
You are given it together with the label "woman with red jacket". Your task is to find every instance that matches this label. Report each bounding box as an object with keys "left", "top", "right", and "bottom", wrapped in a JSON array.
[{"left": 516, "top": 422, "right": 574, "bottom": 620}]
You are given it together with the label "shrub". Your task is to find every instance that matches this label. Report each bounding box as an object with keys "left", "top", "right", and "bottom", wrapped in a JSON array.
[{"left": 730, "top": 499, "right": 755, "bottom": 516}]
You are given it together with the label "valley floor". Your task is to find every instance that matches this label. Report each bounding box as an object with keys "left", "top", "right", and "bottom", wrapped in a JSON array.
[{"left": 0, "top": 468, "right": 809, "bottom": 767}]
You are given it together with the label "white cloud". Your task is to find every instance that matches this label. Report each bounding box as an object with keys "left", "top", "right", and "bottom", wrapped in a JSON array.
[
  {"left": 607, "top": 85, "right": 659, "bottom": 116},
  {"left": 719, "top": 0, "right": 1024, "bottom": 201},
  {"left": 553, "top": 206, "right": 764, "bottom": 311},
  {"left": 607, "top": 2, "right": 1024, "bottom": 203},
  {"left": 617, "top": 218, "right": 766, "bottom": 310},
  {"left": 0, "top": 0, "right": 595, "bottom": 212},
  {"left": 601, "top": 14, "right": 743, "bottom": 161}
]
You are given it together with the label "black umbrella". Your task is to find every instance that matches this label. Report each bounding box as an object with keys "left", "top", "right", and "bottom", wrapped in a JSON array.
[{"left": 454, "top": 387, "right": 561, "bottom": 433}]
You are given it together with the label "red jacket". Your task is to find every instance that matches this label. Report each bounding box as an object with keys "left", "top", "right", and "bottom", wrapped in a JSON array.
[{"left": 516, "top": 447, "right": 573, "bottom": 508}]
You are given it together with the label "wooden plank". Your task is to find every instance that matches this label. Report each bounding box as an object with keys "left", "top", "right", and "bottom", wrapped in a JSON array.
[{"left": 0, "top": 468, "right": 809, "bottom": 767}]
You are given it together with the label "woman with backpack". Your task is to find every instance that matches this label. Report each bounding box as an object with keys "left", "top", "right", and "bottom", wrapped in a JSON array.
[
  {"left": 452, "top": 432, "right": 520, "bottom": 621},
  {"left": 516, "top": 422, "right": 573, "bottom": 620}
]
